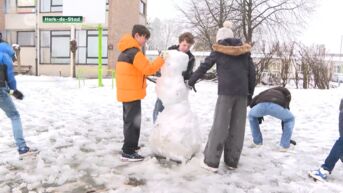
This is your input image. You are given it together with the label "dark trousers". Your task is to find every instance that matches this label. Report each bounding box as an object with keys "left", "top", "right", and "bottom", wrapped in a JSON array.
[
  {"left": 122, "top": 100, "right": 141, "bottom": 154},
  {"left": 322, "top": 110, "right": 343, "bottom": 172},
  {"left": 204, "top": 95, "right": 247, "bottom": 168}
]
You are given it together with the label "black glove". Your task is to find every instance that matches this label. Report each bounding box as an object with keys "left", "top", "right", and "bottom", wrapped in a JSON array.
[
  {"left": 13, "top": 90, "right": 24, "bottom": 100},
  {"left": 185, "top": 80, "right": 197, "bottom": 92},
  {"left": 257, "top": 117, "right": 264, "bottom": 124},
  {"left": 192, "top": 84, "right": 197, "bottom": 92},
  {"left": 290, "top": 139, "right": 297, "bottom": 146},
  {"left": 187, "top": 79, "right": 196, "bottom": 88},
  {"left": 185, "top": 80, "right": 193, "bottom": 90}
]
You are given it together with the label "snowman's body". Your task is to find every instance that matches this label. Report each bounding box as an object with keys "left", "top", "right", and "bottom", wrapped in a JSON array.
[{"left": 149, "top": 50, "right": 201, "bottom": 163}]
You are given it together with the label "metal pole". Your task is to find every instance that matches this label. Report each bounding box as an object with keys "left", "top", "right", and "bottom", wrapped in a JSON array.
[
  {"left": 35, "top": 0, "right": 40, "bottom": 76},
  {"left": 340, "top": 35, "right": 343, "bottom": 73},
  {"left": 98, "top": 24, "right": 103, "bottom": 87},
  {"left": 340, "top": 35, "right": 343, "bottom": 59},
  {"left": 70, "top": 25, "right": 76, "bottom": 78}
]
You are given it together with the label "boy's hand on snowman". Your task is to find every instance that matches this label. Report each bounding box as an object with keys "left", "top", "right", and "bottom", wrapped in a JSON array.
[{"left": 159, "top": 51, "right": 169, "bottom": 60}]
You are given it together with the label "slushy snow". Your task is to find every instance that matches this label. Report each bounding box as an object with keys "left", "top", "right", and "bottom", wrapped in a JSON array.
[{"left": 0, "top": 75, "right": 342, "bottom": 193}]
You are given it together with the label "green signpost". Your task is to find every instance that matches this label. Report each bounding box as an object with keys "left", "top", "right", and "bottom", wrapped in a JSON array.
[
  {"left": 42, "top": 16, "right": 83, "bottom": 23},
  {"left": 98, "top": 24, "right": 103, "bottom": 87}
]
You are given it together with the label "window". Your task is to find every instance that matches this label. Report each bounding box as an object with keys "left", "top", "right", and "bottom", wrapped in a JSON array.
[
  {"left": 51, "top": 0, "right": 62, "bottom": 12},
  {"left": 139, "top": 0, "right": 146, "bottom": 15},
  {"left": 76, "top": 30, "right": 108, "bottom": 65},
  {"left": 17, "top": 31, "right": 35, "bottom": 47},
  {"left": 40, "top": 30, "right": 108, "bottom": 65},
  {"left": 17, "top": 0, "right": 35, "bottom": 7},
  {"left": 40, "top": 0, "right": 62, "bottom": 12},
  {"left": 40, "top": 31, "right": 50, "bottom": 64},
  {"left": 40, "top": 30, "right": 70, "bottom": 64},
  {"left": 51, "top": 37, "right": 69, "bottom": 57},
  {"left": 15, "top": 0, "right": 36, "bottom": 13},
  {"left": 52, "top": 0, "right": 62, "bottom": 4},
  {"left": 51, "top": 31, "right": 70, "bottom": 63},
  {"left": 40, "top": 0, "right": 50, "bottom": 12}
]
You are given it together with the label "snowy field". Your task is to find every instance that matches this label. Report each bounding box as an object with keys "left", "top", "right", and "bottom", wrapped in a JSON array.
[{"left": 0, "top": 75, "right": 343, "bottom": 193}]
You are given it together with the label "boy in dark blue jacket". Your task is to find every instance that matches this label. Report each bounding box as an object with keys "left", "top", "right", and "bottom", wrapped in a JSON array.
[{"left": 0, "top": 40, "right": 38, "bottom": 159}]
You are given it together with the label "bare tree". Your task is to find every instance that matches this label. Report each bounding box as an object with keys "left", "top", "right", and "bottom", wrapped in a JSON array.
[
  {"left": 292, "top": 60, "right": 301, "bottom": 89},
  {"left": 147, "top": 18, "right": 184, "bottom": 50},
  {"left": 299, "top": 52, "right": 311, "bottom": 89},
  {"left": 298, "top": 45, "right": 333, "bottom": 89},
  {"left": 178, "top": 0, "right": 315, "bottom": 48},
  {"left": 254, "top": 41, "right": 278, "bottom": 85},
  {"left": 237, "top": 0, "right": 315, "bottom": 43},
  {"left": 276, "top": 42, "right": 296, "bottom": 87},
  {"left": 178, "top": 0, "right": 236, "bottom": 50}
]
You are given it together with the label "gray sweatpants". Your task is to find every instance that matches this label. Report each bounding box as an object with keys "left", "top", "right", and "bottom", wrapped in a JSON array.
[{"left": 204, "top": 95, "right": 247, "bottom": 168}]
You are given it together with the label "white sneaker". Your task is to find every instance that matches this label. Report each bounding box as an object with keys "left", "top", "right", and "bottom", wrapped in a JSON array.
[
  {"left": 279, "top": 147, "right": 289, "bottom": 152},
  {"left": 225, "top": 165, "right": 237, "bottom": 170},
  {"left": 249, "top": 143, "right": 262, "bottom": 148},
  {"left": 200, "top": 160, "right": 218, "bottom": 173}
]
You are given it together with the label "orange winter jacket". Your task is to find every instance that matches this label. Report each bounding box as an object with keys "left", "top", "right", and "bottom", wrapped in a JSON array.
[{"left": 115, "top": 34, "right": 164, "bottom": 102}]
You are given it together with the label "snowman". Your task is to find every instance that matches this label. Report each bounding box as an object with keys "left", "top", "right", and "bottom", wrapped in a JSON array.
[{"left": 149, "top": 50, "right": 201, "bottom": 163}]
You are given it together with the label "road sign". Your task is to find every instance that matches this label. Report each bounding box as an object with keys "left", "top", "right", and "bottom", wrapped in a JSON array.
[{"left": 42, "top": 16, "right": 83, "bottom": 23}]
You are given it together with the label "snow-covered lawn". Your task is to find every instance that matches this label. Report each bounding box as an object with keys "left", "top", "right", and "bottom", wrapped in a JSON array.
[{"left": 0, "top": 75, "right": 342, "bottom": 193}]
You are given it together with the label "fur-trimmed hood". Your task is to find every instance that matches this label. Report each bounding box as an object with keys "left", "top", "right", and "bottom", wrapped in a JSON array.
[
  {"left": 188, "top": 38, "right": 256, "bottom": 98},
  {"left": 212, "top": 43, "right": 251, "bottom": 56}
]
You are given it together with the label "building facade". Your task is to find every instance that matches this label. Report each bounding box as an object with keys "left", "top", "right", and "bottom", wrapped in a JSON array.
[{"left": 0, "top": 0, "right": 147, "bottom": 78}]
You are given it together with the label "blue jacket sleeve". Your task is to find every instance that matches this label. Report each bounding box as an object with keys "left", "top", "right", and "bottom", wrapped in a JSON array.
[
  {"left": 0, "top": 42, "right": 15, "bottom": 59},
  {"left": 3, "top": 54, "right": 17, "bottom": 90}
]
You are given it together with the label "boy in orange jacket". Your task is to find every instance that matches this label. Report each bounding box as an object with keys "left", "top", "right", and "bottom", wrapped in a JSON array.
[{"left": 115, "top": 24, "right": 165, "bottom": 161}]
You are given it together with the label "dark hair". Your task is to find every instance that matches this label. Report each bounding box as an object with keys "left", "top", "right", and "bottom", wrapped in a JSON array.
[
  {"left": 132, "top": 24, "right": 150, "bottom": 39},
  {"left": 179, "top": 32, "right": 194, "bottom": 44}
]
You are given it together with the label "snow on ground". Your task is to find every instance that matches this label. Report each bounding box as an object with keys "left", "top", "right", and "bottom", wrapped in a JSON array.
[{"left": 0, "top": 75, "right": 343, "bottom": 193}]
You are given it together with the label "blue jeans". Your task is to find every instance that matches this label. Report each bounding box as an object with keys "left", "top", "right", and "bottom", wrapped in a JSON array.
[
  {"left": 0, "top": 88, "right": 27, "bottom": 150},
  {"left": 152, "top": 98, "right": 164, "bottom": 123},
  {"left": 321, "top": 110, "right": 343, "bottom": 172},
  {"left": 248, "top": 102, "right": 295, "bottom": 148}
]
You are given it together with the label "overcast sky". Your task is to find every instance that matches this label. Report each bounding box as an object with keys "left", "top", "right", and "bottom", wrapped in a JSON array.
[{"left": 147, "top": 0, "right": 343, "bottom": 54}]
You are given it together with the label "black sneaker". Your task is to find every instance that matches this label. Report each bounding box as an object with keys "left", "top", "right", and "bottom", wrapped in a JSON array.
[
  {"left": 121, "top": 152, "right": 144, "bottom": 162},
  {"left": 18, "top": 147, "right": 39, "bottom": 160}
]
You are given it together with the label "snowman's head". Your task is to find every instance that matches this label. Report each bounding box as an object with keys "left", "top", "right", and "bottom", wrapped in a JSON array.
[{"left": 161, "top": 50, "right": 189, "bottom": 77}]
